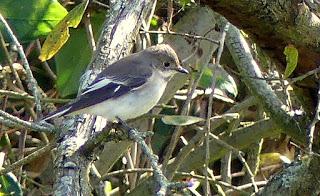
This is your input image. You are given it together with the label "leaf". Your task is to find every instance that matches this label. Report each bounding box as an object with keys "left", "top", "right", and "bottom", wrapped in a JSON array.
[
  {"left": 283, "top": 44, "right": 298, "bottom": 78},
  {"left": 150, "top": 17, "right": 158, "bottom": 27},
  {"left": 39, "top": 0, "right": 89, "bottom": 61},
  {"left": 55, "top": 13, "right": 105, "bottom": 97},
  {"left": 161, "top": 115, "right": 205, "bottom": 126},
  {"left": 0, "top": 172, "right": 23, "bottom": 196},
  {"left": 197, "top": 64, "right": 238, "bottom": 98},
  {"left": 0, "top": 0, "right": 67, "bottom": 42},
  {"left": 104, "top": 181, "right": 112, "bottom": 195}
]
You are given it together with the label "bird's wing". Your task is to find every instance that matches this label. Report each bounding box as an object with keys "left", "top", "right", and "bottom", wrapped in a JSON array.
[
  {"left": 82, "top": 56, "right": 153, "bottom": 94},
  {"left": 42, "top": 58, "right": 153, "bottom": 121}
]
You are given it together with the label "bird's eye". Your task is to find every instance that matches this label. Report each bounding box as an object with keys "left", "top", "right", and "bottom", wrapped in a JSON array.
[{"left": 164, "top": 62, "right": 170, "bottom": 67}]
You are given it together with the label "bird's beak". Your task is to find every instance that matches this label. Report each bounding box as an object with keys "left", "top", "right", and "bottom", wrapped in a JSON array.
[{"left": 175, "top": 66, "right": 189, "bottom": 74}]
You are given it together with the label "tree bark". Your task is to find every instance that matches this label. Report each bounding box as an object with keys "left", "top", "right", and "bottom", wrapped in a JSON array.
[
  {"left": 203, "top": 0, "right": 320, "bottom": 76},
  {"left": 258, "top": 155, "right": 320, "bottom": 196}
]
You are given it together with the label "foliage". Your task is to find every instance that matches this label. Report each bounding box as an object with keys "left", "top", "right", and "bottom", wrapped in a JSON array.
[{"left": 0, "top": 0, "right": 67, "bottom": 42}]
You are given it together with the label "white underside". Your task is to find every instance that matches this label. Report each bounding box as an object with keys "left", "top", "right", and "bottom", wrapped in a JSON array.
[{"left": 72, "top": 71, "right": 168, "bottom": 121}]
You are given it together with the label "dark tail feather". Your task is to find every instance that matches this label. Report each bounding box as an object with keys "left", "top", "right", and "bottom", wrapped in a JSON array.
[{"left": 41, "top": 105, "right": 72, "bottom": 121}]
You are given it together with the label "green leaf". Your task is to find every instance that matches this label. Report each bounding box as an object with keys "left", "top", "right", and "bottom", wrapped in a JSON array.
[
  {"left": 178, "top": 0, "right": 192, "bottom": 8},
  {"left": 39, "top": 0, "right": 89, "bottom": 61},
  {"left": 0, "top": 0, "right": 67, "bottom": 42},
  {"left": 55, "top": 13, "right": 105, "bottom": 97},
  {"left": 283, "top": 44, "right": 298, "bottom": 78},
  {"left": 0, "top": 172, "right": 23, "bottom": 196},
  {"left": 150, "top": 17, "right": 158, "bottom": 27},
  {"left": 161, "top": 115, "right": 204, "bottom": 126},
  {"left": 197, "top": 64, "right": 238, "bottom": 98}
]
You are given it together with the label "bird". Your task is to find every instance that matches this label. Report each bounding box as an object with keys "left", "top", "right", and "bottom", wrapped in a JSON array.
[{"left": 42, "top": 44, "right": 189, "bottom": 122}]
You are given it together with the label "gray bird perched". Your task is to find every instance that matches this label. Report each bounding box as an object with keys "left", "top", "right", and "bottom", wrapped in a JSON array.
[{"left": 42, "top": 44, "right": 189, "bottom": 121}]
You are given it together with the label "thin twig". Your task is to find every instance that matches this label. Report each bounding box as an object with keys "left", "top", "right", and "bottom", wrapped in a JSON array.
[
  {"left": 0, "top": 30, "right": 24, "bottom": 90},
  {"left": 165, "top": 97, "right": 255, "bottom": 180},
  {"left": 0, "top": 143, "right": 54, "bottom": 175},
  {"left": 307, "top": 80, "right": 320, "bottom": 153},
  {"left": 92, "top": 0, "right": 109, "bottom": 8},
  {"left": 204, "top": 22, "right": 229, "bottom": 196},
  {"left": 209, "top": 133, "right": 258, "bottom": 192},
  {"left": 0, "top": 110, "right": 53, "bottom": 132},
  {"left": 140, "top": 30, "right": 220, "bottom": 45},
  {"left": 162, "top": 64, "right": 203, "bottom": 170},
  {"left": 289, "top": 67, "right": 320, "bottom": 84},
  {"left": 0, "top": 89, "right": 72, "bottom": 103},
  {"left": 101, "top": 168, "right": 248, "bottom": 195},
  {"left": 0, "top": 90, "right": 74, "bottom": 103},
  {"left": 84, "top": 12, "right": 97, "bottom": 52},
  {"left": 0, "top": 14, "right": 42, "bottom": 117},
  {"left": 116, "top": 118, "right": 169, "bottom": 195},
  {"left": 167, "top": 0, "right": 173, "bottom": 30},
  {"left": 36, "top": 40, "right": 57, "bottom": 81}
]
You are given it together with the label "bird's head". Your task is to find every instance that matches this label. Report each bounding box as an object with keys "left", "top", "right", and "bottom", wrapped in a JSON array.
[{"left": 146, "top": 44, "right": 189, "bottom": 79}]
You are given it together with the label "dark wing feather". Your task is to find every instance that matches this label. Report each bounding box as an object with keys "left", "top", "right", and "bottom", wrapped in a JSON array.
[
  {"left": 87, "top": 53, "right": 153, "bottom": 87},
  {"left": 66, "top": 79, "right": 146, "bottom": 114}
]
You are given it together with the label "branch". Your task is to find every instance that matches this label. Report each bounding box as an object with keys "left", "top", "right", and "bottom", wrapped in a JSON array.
[
  {"left": 0, "top": 110, "right": 54, "bottom": 132},
  {"left": 258, "top": 155, "right": 320, "bottom": 195},
  {"left": 215, "top": 14, "right": 306, "bottom": 144},
  {"left": 0, "top": 143, "right": 54, "bottom": 175}
]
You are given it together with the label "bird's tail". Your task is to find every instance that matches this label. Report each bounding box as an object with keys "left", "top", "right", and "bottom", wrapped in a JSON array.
[{"left": 41, "top": 104, "right": 73, "bottom": 121}]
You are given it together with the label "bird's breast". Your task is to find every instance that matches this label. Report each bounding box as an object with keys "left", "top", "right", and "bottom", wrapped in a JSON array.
[{"left": 83, "top": 72, "right": 168, "bottom": 121}]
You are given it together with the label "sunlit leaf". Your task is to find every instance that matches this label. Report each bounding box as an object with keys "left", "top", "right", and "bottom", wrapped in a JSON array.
[
  {"left": 161, "top": 115, "right": 204, "bottom": 126},
  {"left": 0, "top": 172, "right": 23, "bottom": 196},
  {"left": 55, "top": 13, "right": 105, "bottom": 97},
  {"left": 260, "top": 152, "right": 292, "bottom": 166},
  {"left": 103, "top": 181, "right": 112, "bottom": 195},
  {"left": 39, "top": 0, "right": 89, "bottom": 61},
  {"left": 283, "top": 44, "right": 298, "bottom": 78},
  {"left": 150, "top": 17, "right": 158, "bottom": 27},
  {"left": 0, "top": 0, "right": 67, "bottom": 42}
]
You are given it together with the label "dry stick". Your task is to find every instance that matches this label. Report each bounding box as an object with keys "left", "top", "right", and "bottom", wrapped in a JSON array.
[
  {"left": 289, "top": 67, "right": 320, "bottom": 84},
  {"left": 204, "top": 22, "right": 229, "bottom": 196},
  {"left": 116, "top": 118, "right": 169, "bottom": 196},
  {"left": 92, "top": 0, "right": 109, "bottom": 8},
  {"left": 17, "top": 128, "right": 27, "bottom": 182},
  {"left": 167, "top": 0, "right": 174, "bottom": 30},
  {"left": 0, "top": 143, "right": 54, "bottom": 175},
  {"left": 0, "top": 90, "right": 72, "bottom": 103},
  {"left": 307, "top": 80, "right": 320, "bottom": 153},
  {"left": 0, "top": 30, "right": 24, "bottom": 90},
  {"left": 35, "top": 40, "right": 57, "bottom": 81},
  {"left": 209, "top": 133, "right": 258, "bottom": 192},
  {"left": 84, "top": 12, "right": 97, "bottom": 52},
  {"left": 140, "top": 30, "right": 220, "bottom": 45},
  {"left": 125, "top": 151, "right": 136, "bottom": 190},
  {"left": 0, "top": 110, "right": 53, "bottom": 132},
  {"left": 118, "top": 118, "right": 179, "bottom": 195},
  {"left": 101, "top": 168, "right": 248, "bottom": 194},
  {"left": 116, "top": 118, "right": 188, "bottom": 196},
  {"left": 225, "top": 181, "right": 267, "bottom": 193},
  {"left": 0, "top": 93, "right": 14, "bottom": 162},
  {"left": 102, "top": 163, "right": 281, "bottom": 181},
  {"left": 165, "top": 97, "right": 255, "bottom": 181},
  {"left": 0, "top": 14, "right": 42, "bottom": 116},
  {"left": 162, "top": 48, "right": 205, "bottom": 170}
]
